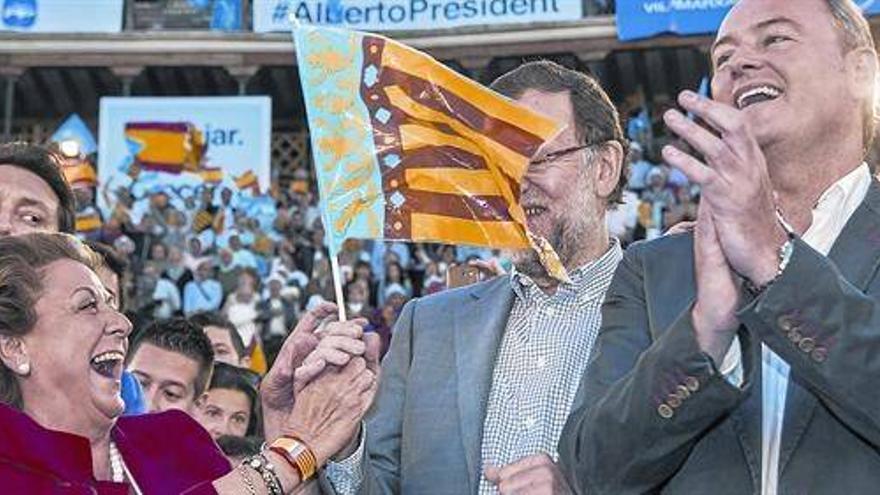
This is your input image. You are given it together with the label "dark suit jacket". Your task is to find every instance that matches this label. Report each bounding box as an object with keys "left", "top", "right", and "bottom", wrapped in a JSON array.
[
  {"left": 559, "top": 180, "right": 880, "bottom": 494},
  {"left": 321, "top": 275, "right": 515, "bottom": 494}
]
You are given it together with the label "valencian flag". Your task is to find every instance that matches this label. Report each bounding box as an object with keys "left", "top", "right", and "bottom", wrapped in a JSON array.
[{"left": 293, "top": 24, "right": 568, "bottom": 280}]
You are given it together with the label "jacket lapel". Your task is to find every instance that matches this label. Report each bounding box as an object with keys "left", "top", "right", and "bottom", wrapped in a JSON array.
[
  {"left": 779, "top": 179, "right": 880, "bottom": 474},
  {"left": 453, "top": 276, "right": 514, "bottom": 493}
]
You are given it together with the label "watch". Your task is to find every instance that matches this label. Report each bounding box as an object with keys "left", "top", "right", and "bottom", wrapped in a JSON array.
[{"left": 269, "top": 435, "right": 318, "bottom": 482}]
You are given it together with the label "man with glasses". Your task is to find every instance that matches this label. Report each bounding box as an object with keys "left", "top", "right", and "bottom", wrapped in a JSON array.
[{"left": 319, "top": 60, "right": 627, "bottom": 494}]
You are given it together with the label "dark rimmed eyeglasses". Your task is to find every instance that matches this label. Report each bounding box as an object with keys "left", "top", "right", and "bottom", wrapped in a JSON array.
[{"left": 529, "top": 143, "right": 596, "bottom": 168}]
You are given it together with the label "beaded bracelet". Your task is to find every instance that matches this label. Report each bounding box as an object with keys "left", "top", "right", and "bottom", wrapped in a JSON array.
[
  {"left": 242, "top": 453, "right": 283, "bottom": 495},
  {"left": 237, "top": 464, "right": 258, "bottom": 495}
]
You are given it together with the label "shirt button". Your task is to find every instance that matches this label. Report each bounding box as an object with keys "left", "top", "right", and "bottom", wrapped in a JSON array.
[
  {"left": 524, "top": 415, "right": 537, "bottom": 429},
  {"left": 535, "top": 356, "right": 547, "bottom": 369}
]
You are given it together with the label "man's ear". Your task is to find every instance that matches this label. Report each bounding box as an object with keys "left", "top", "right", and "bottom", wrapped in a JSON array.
[
  {"left": 593, "top": 141, "right": 625, "bottom": 201},
  {"left": 0, "top": 335, "right": 30, "bottom": 376},
  {"left": 240, "top": 356, "right": 252, "bottom": 368},
  {"left": 846, "top": 47, "right": 878, "bottom": 103}
]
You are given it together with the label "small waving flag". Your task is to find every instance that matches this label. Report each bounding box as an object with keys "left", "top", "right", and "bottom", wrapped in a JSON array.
[
  {"left": 124, "top": 122, "right": 207, "bottom": 174},
  {"left": 199, "top": 166, "right": 224, "bottom": 185},
  {"left": 235, "top": 170, "right": 260, "bottom": 195},
  {"left": 62, "top": 158, "right": 98, "bottom": 188},
  {"left": 293, "top": 24, "right": 568, "bottom": 280}
]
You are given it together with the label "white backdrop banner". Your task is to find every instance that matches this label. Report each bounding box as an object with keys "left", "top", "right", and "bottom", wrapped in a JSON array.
[
  {"left": 254, "top": 0, "right": 583, "bottom": 33},
  {"left": 97, "top": 96, "right": 272, "bottom": 216}
]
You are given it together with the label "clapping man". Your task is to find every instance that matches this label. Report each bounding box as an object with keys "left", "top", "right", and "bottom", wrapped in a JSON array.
[{"left": 560, "top": 1, "right": 880, "bottom": 493}]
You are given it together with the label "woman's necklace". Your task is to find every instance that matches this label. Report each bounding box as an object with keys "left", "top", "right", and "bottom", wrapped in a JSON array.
[
  {"left": 109, "top": 441, "right": 126, "bottom": 483},
  {"left": 109, "top": 441, "right": 144, "bottom": 495}
]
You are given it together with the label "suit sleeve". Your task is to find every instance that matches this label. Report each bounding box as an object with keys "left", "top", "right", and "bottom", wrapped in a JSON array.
[
  {"left": 738, "top": 238, "right": 880, "bottom": 449},
  {"left": 319, "top": 299, "right": 418, "bottom": 495},
  {"left": 558, "top": 242, "right": 747, "bottom": 495}
]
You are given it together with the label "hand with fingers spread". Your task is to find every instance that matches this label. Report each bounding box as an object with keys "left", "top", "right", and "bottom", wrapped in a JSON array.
[
  {"left": 484, "top": 454, "right": 572, "bottom": 495},
  {"left": 691, "top": 201, "right": 742, "bottom": 364},
  {"left": 662, "top": 90, "right": 788, "bottom": 287},
  {"left": 261, "top": 302, "right": 339, "bottom": 443}
]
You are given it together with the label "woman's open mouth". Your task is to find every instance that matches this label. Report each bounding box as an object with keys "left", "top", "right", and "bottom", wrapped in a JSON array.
[{"left": 90, "top": 351, "right": 125, "bottom": 379}]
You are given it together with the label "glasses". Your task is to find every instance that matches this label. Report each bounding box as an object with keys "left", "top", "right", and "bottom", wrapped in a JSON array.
[{"left": 529, "top": 143, "right": 595, "bottom": 168}]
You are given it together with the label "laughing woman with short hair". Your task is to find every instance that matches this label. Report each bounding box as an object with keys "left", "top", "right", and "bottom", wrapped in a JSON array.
[{"left": 0, "top": 233, "right": 378, "bottom": 494}]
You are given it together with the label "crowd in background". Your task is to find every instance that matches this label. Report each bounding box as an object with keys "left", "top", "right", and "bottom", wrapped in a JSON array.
[{"left": 62, "top": 104, "right": 699, "bottom": 375}]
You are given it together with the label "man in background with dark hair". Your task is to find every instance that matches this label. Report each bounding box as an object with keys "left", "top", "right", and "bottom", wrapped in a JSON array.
[
  {"left": 0, "top": 142, "right": 76, "bottom": 235},
  {"left": 126, "top": 317, "right": 214, "bottom": 415},
  {"left": 318, "top": 60, "right": 627, "bottom": 494},
  {"left": 189, "top": 311, "right": 250, "bottom": 368}
]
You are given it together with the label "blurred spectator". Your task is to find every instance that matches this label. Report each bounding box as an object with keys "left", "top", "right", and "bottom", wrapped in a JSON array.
[
  {"left": 163, "top": 245, "right": 192, "bottom": 292},
  {"left": 258, "top": 274, "right": 298, "bottom": 364},
  {"left": 216, "top": 248, "right": 240, "bottom": 295},
  {"left": 152, "top": 270, "right": 182, "bottom": 320},
  {"left": 640, "top": 166, "right": 677, "bottom": 238},
  {"left": 222, "top": 268, "right": 262, "bottom": 356},
  {"left": 307, "top": 256, "right": 335, "bottom": 303},
  {"left": 626, "top": 142, "right": 654, "bottom": 193},
  {"left": 641, "top": 166, "right": 675, "bottom": 206},
  {"left": 164, "top": 209, "right": 189, "bottom": 248},
  {"left": 344, "top": 279, "right": 373, "bottom": 320},
  {"left": 606, "top": 189, "right": 640, "bottom": 246},
  {"left": 380, "top": 261, "right": 412, "bottom": 305},
  {"left": 229, "top": 234, "right": 258, "bottom": 270},
  {"left": 183, "top": 236, "right": 206, "bottom": 272},
  {"left": 183, "top": 258, "right": 223, "bottom": 315},
  {"left": 149, "top": 241, "right": 169, "bottom": 273},
  {"left": 664, "top": 187, "right": 699, "bottom": 228}
]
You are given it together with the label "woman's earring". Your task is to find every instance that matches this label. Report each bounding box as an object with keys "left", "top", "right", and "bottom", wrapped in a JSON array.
[{"left": 17, "top": 363, "right": 30, "bottom": 376}]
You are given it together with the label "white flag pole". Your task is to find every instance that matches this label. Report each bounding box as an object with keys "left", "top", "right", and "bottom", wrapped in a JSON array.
[{"left": 329, "top": 253, "right": 347, "bottom": 322}]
